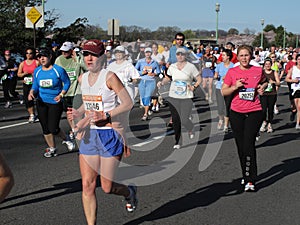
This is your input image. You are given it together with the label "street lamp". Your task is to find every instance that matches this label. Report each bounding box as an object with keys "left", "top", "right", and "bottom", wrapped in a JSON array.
[
  {"left": 215, "top": 3, "right": 220, "bottom": 45},
  {"left": 260, "top": 19, "right": 264, "bottom": 49},
  {"left": 283, "top": 27, "right": 286, "bottom": 49}
]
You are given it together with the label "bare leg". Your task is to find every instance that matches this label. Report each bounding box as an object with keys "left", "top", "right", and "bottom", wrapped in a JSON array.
[
  {"left": 80, "top": 155, "right": 99, "bottom": 225},
  {"left": 0, "top": 154, "right": 14, "bottom": 203},
  {"left": 44, "top": 133, "right": 55, "bottom": 148}
]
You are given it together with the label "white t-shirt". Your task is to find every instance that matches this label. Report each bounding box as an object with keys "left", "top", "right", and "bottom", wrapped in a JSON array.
[
  {"left": 167, "top": 62, "right": 199, "bottom": 99},
  {"left": 107, "top": 60, "right": 140, "bottom": 102}
]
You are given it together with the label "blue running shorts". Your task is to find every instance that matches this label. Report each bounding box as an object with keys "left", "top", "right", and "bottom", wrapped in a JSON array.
[{"left": 79, "top": 128, "right": 124, "bottom": 157}]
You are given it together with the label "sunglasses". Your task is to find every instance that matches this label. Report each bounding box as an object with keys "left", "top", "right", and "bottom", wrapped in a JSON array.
[
  {"left": 83, "top": 51, "right": 98, "bottom": 57},
  {"left": 114, "top": 50, "right": 124, "bottom": 54},
  {"left": 176, "top": 52, "right": 186, "bottom": 56},
  {"left": 176, "top": 38, "right": 184, "bottom": 41}
]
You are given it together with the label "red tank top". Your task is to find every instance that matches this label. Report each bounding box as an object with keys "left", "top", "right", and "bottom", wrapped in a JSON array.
[{"left": 23, "top": 59, "right": 38, "bottom": 75}]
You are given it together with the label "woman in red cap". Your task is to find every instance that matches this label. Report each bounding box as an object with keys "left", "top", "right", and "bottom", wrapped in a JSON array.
[{"left": 67, "top": 39, "right": 137, "bottom": 224}]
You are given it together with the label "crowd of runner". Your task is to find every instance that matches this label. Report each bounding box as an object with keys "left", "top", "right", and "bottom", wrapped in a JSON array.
[{"left": 1, "top": 33, "right": 300, "bottom": 224}]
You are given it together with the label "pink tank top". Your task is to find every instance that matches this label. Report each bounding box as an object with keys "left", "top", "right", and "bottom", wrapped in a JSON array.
[{"left": 23, "top": 59, "right": 38, "bottom": 75}]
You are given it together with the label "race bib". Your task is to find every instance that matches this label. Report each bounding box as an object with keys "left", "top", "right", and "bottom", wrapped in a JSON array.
[
  {"left": 205, "top": 62, "right": 212, "bottom": 68},
  {"left": 24, "top": 76, "right": 33, "bottom": 85},
  {"left": 66, "top": 68, "right": 76, "bottom": 81},
  {"left": 39, "top": 79, "right": 53, "bottom": 88},
  {"left": 82, "top": 95, "right": 103, "bottom": 112},
  {"left": 174, "top": 81, "right": 187, "bottom": 96},
  {"left": 264, "top": 83, "right": 273, "bottom": 92},
  {"left": 143, "top": 66, "right": 153, "bottom": 73},
  {"left": 239, "top": 88, "right": 255, "bottom": 101}
]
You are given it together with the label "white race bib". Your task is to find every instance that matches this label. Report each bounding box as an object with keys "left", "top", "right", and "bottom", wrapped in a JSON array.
[
  {"left": 39, "top": 79, "right": 53, "bottom": 88},
  {"left": 24, "top": 76, "right": 33, "bottom": 85},
  {"left": 174, "top": 81, "right": 187, "bottom": 96},
  {"left": 82, "top": 95, "right": 103, "bottom": 112},
  {"left": 239, "top": 88, "right": 255, "bottom": 101}
]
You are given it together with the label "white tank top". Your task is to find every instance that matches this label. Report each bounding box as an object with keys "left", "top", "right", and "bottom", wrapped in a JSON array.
[
  {"left": 291, "top": 66, "right": 300, "bottom": 95},
  {"left": 81, "top": 69, "right": 117, "bottom": 114}
]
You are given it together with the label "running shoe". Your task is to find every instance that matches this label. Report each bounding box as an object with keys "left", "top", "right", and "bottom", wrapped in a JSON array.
[
  {"left": 69, "top": 132, "right": 75, "bottom": 140},
  {"left": 205, "top": 93, "right": 209, "bottom": 101},
  {"left": 62, "top": 140, "right": 75, "bottom": 151},
  {"left": 274, "top": 105, "right": 279, "bottom": 115},
  {"left": 244, "top": 182, "right": 255, "bottom": 192},
  {"left": 217, "top": 120, "right": 223, "bottom": 130},
  {"left": 173, "top": 144, "right": 181, "bottom": 149},
  {"left": 141, "top": 114, "right": 148, "bottom": 121},
  {"left": 223, "top": 126, "right": 229, "bottom": 133},
  {"left": 4, "top": 101, "right": 12, "bottom": 109},
  {"left": 295, "top": 124, "right": 300, "bottom": 130},
  {"left": 267, "top": 124, "right": 273, "bottom": 133},
  {"left": 125, "top": 185, "right": 138, "bottom": 213},
  {"left": 28, "top": 114, "right": 35, "bottom": 123},
  {"left": 44, "top": 148, "right": 57, "bottom": 158},
  {"left": 188, "top": 131, "right": 195, "bottom": 139},
  {"left": 147, "top": 110, "right": 153, "bottom": 116},
  {"left": 256, "top": 133, "right": 261, "bottom": 141},
  {"left": 260, "top": 121, "right": 267, "bottom": 132}
]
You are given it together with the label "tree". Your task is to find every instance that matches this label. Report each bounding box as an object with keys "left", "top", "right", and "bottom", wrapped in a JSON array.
[{"left": 228, "top": 28, "right": 239, "bottom": 35}]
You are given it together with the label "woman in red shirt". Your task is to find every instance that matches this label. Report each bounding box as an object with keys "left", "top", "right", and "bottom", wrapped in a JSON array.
[{"left": 222, "top": 45, "right": 267, "bottom": 192}]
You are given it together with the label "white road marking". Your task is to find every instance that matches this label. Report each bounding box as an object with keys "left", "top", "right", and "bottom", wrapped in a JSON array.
[
  {"left": 0, "top": 121, "right": 29, "bottom": 130},
  {"left": 132, "top": 129, "right": 174, "bottom": 147}
]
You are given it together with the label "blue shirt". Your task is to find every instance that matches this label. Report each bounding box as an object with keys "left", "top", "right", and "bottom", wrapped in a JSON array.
[
  {"left": 167, "top": 45, "right": 189, "bottom": 64},
  {"left": 215, "top": 62, "right": 234, "bottom": 89},
  {"left": 135, "top": 58, "right": 160, "bottom": 81},
  {"left": 32, "top": 64, "right": 71, "bottom": 104}
]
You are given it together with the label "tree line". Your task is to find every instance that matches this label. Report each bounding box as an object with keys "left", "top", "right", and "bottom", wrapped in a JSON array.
[{"left": 0, "top": 0, "right": 298, "bottom": 55}]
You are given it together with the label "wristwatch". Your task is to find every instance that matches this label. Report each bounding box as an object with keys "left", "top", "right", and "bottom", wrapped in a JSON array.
[{"left": 105, "top": 112, "right": 111, "bottom": 122}]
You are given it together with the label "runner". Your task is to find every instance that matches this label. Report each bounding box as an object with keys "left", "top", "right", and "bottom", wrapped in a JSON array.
[
  {"left": 259, "top": 58, "right": 281, "bottom": 133},
  {"left": 221, "top": 45, "right": 267, "bottom": 192},
  {"left": 55, "top": 41, "right": 86, "bottom": 139},
  {"left": 157, "top": 47, "right": 201, "bottom": 149},
  {"left": 67, "top": 39, "right": 137, "bottom": 224},
  {"left": 17, "top": 47, "right": 39, "bottom": 123},
  {"left": 135, "top": 47, "right": 160, "bottom": 121},
  {"left": 28, "top": 47, "right": 75, "bottom": 157},
  {"left": 214, "top": 49, "right": 234, "bottom": 132},
  {"left": 285, "top": 53, "right": 300, "bottom": 129}
]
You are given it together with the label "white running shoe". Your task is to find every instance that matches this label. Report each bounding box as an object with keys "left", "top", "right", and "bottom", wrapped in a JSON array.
[
  {"left": 244, "top": 182, "right": 255, "bottom": 192},
  {"left": 28, "top": 114, "right": 35, "bottom": 123},
  {"left": 173, "top": 144, "right": 181, "bottom": 149},
  {"left": 260, "top": 121, "right": 267, "bottom": 132},
  {"left": 62, "top": 140, "right": 75, "bottom": 151},
  {"left": 4, "top": 101, "right": 12, "bottom": 109},
  {"left": 125, "top": 185, "right": 138, "bottom": 213},
  {"left": 44, "top": 148, "right": 57, "bottom": 158}
]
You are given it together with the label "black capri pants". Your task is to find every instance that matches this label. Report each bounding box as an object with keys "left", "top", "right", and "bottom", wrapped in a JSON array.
[
  {"left": 36, "top": 99, "right": 63, "bottom": 135},
  {"left": 23, "top": 83, "right": 35, "bottom": 109}
]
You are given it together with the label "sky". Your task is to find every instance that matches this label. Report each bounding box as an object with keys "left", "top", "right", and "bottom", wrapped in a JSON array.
[{"left": 45, "top": 0, "right": 299, "bottom": 34}]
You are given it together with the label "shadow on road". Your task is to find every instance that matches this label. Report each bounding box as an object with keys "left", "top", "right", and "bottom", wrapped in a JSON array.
[
  {"left": 0, "top": 178, "right": 86, "bottom": 210},
  {"left": 124, "top": 157, "right": 300, "bottom": 225},
  {"left": 256, "top": 157, "right": 300, "bottom": 190},
  {"left": 123, "top": 179, "right": 244, "bottom": 225}
]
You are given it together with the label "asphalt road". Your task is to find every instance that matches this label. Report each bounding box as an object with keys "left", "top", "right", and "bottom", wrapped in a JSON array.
[{"left": 0, "top": 84, "right": 300, "bottom": 225}]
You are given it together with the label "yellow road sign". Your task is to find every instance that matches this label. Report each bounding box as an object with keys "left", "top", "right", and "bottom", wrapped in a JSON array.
[{"left": 26, "top": 7, "right": 42, "bottom": 24}]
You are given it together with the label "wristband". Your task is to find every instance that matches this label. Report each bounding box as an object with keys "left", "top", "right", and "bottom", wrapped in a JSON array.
[
  {"left": 105, "top": 112, "right": 111, "bottom": 122},
  {"left": 59, "top": 93, "right": 64, "bottom": 98}
]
